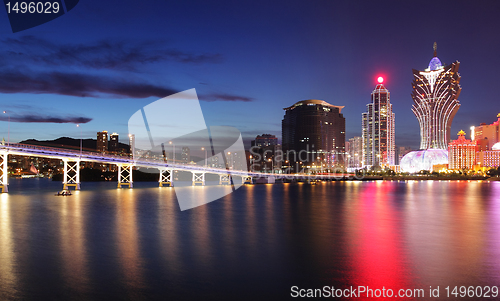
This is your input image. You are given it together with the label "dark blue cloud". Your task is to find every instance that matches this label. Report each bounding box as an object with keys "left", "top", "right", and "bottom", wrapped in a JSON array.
[
  {"left": 2, "top": 36, "right": 223, "bottom": 71},
  {"left": 0, "top": 114, "right": 91, "bottom": 124}
]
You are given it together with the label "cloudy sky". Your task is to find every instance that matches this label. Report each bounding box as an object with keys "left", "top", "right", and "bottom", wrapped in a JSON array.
[{"left": 0, "top": 0, "right": 499, "bottom": 149}]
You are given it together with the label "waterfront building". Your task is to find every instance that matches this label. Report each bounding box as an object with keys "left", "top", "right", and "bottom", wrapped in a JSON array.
[
  {"left": 362, "top": 77, "right": 395, "bottom": 167},
  {"left": 109, "top": 133, "right": 119, "bottom": 152},
  {"left": 282, "top": 99, "right": 345, "bottom": 171},
  {"left": 251, "top": 134, "right": 278, "bottom": 147},
  {"left": 346, "top": 136, "right": 363, "bottom": 169},
  {"left": 471, "top": 113, "right": 500, "bottom": 151},
  {"left": 448, "top": 130, "right": 477, "bottom": 170},
  {"left": 401, "top": 43, "right": 461, "bottom": 172},
  {"left": 97, "top": 131, "right": 108, "bottom": 153},
  {"left": 411, "top": 43, "right": 461, "bottom": 150},
  {"left": 249, "top": 134, "right": 282, "bottom": 173},
  {"left": 477, "top": 142, "right": 500, "bottom": 168}
]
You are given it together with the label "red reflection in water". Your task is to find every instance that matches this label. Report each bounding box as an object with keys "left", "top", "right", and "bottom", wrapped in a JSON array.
[{"left": 345, "top": 182, "right": 412, "bottom": 299}]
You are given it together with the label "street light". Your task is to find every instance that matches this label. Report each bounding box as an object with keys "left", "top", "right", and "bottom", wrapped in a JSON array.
[
  {"left": 201, "top": 147, "right": 207, "bottom": 167},
  {"left": 3, "top": 111, "right": 9, "bottom": 145},
  {"left": 169, "top": 141, "right": 175, "bottom": 163},
  {"left": 76, "top": 124, "right": 82, "bottom": 158},
  {"left": 227, "top": 151, "right": 232, "bottom": 169}
]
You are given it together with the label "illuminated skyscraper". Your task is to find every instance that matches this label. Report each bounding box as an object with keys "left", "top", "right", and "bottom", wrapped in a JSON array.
[
  {"left": 401, "top": 43, "right": 462, "bottom": 172},
  {"left": 362, "top": 77, "right": 395, "bottom": 167},
  {"left": 411, "top": 43, "right": 461, "bottom": 149}
]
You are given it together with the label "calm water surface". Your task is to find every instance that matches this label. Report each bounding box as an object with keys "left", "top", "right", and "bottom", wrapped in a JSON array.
[{"left": 0, "top": 178, "right": 499, "bottom": 300}]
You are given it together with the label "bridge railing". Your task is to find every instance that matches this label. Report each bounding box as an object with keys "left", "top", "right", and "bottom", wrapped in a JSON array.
[{"left": 0, "top": 142, "right": 134, "bottom": 160}]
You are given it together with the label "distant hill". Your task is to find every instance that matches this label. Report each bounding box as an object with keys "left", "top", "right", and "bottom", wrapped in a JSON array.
[{"left": 20, "top": 137, "right": 130, "bottom": 153}]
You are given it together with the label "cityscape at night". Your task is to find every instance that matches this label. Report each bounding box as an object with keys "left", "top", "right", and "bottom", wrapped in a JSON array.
[{"left": 0, "top": 1, "right": 500, "bottom": 300}]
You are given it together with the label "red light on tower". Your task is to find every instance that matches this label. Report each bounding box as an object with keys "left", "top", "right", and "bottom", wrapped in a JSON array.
[{"left": 377, "top": 76, "right": 384, "bottom": 84}]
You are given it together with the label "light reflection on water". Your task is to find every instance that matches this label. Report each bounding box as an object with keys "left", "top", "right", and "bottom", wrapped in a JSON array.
[{"left": 0, "top": 178, "right": 499, "bottom": 300}]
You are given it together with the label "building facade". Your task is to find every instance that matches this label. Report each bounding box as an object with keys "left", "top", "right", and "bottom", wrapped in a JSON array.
[
  {"left": 471, "top": 113, "right": 500, "bottom": 151},
  {"left": 448, "top": 130, "right": 477, "bottom": 170},
  {"left": 249, "top": 134, "right": 282, "bottom": 173},
  {"left": 128, "top": 134, "right": 135, "bottom": 157},
  {"left": 346, "top": 136, "right": 363, "bottom": 169},
  {"left": 109, "top": 133, "right": 119, "bottom": 152},
  {"left": 282, "top": 99, "right": 345, "bottom": 171},
  {"left": 477, "top": 142, "right": 500, "bottom": 168},
  {"left": 251, "top": 134, "right": 278, "bottom": 147},
  {"left": 362, "top": 78, "right": 395, "bottom": 167},
  {"left": 411, "top": 43, "right": 461, "bottom": 150},
  {"left": 97, "top": 131, "right": 108, "bottom": 153}
]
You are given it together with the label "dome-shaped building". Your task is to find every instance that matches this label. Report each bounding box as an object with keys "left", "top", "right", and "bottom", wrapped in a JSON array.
[{"left": 400, "top": 149, "right": 449, "bottom": 173}]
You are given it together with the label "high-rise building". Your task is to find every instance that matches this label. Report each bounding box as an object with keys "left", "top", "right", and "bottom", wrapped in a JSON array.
[
  {"left": 128, "top": 134, "right": 135, "bottom": 156},
  {"left": 401, "top": 43, "right": 462, "bottom": 173},
  {"left": 282, "top": 100, "right": 345, "bottom": 171},
  {"left": 97, "top": 131, "right": 108, "bottom": 153},
  {"left": 249, "top": 134, "right": 282, "bottom": 173},
  {"left": 448, "top": 130, "right": 477, "bottom": 170},
  {"left": 471, "top": 113, "right": 500, "bottom": 151},
  {"left": 346, "top": 136, "right": 363, "bottom": 169},
  {"left": 362, "top": 77, "right": 395, "bottom": 167},
  {"left": 109, "top": 133, "right": 119, "bottom": 152},
  {"left": 251, "top": 134, "right": 278, "bottom": 147},
  {"left": 411, "top": 43, "right": 461, "bottom": 150},
  {"left": 181, "top": 147, "right": 190, "bottom": 163}
]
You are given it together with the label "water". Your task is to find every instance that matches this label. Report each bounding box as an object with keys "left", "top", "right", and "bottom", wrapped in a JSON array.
[{"left": 0, "top": 178, "right": 500, "bottom": 300}]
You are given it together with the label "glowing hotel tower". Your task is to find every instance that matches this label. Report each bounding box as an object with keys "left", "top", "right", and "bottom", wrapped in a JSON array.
[
  {"left": 362, "top": 77, "right": 395, "bottom": 167},
  {"left": 401, "top": 43, "right": 462, "bottom": 172},
  {"left": 411, "top": 43, "right": 461, "bottom": 149}
]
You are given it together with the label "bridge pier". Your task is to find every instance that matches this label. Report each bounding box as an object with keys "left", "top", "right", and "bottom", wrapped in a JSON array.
[
  {"left": 219, "top": 174, "right": 231, "bottom": 185},
  {"left": 117, "top": 164, "right": 133, "bottom": 188},
  {"left": 159, "top": 168, "right": 173, "bottom": 187},
  {"left": 63, "top": 159, "right": 80, "bottom": 190},
  {"left": 192, "top": 171, "right": 205, "bottom": 186},
  {"left": 0, "top": 151, "right": 8, "bottom": 192},
  {"left": 242, "top": 176, "right": 253, "bottom": 184}
]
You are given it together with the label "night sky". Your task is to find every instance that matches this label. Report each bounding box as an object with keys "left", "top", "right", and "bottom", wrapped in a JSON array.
[{"left": 0, "top": 0, "right": 499, "bottom": 149}]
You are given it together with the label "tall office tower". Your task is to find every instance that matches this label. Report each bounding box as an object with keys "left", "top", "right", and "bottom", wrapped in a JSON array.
[
  {"left": 282, "top": 99, "right": 345, "bottom": 170},
  {"left": 346, "top": 136, "right": 363, "bottom": 169},
  {"left": 448, "top": 130, "right": 477, "bottom": 170},
  {"left": 362, "top": 77, "right": 395, "bottom": 167},
  {"left": 97, "top": 131, "right": 108, "bottom": 153},
  {"left": 411, "top": 42, "right": 461, "bottom": 149},
  {"left": 109, "top": 133, "right": 119, "bottom": 152},
  {"left": 181, "top": 147, "right": 190, "bottom": 163},
  {"left": 471, "top": 113, "right": 500, "bottom": 151}
]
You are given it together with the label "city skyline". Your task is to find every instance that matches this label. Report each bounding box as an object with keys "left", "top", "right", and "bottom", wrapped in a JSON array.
[{"left": 0, "top": 1, "right": 499, "bottom": 149}]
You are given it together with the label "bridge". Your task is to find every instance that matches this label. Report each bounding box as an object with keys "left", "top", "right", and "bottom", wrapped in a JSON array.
[{"left": 0, "top": 143, "right": 351, "bottom": 192}]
